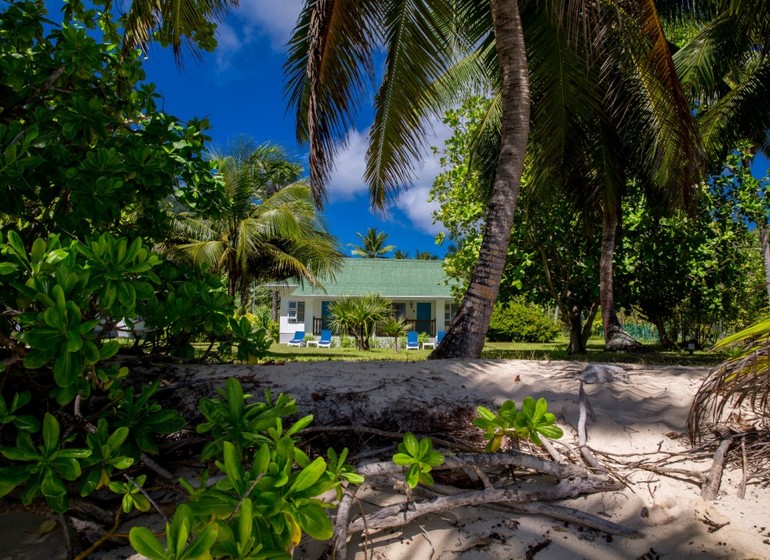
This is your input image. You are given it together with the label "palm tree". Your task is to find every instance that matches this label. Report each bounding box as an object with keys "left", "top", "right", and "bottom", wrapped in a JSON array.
[
  {"left": 327, "top": 295, "right": 392, "bottom": 350},
  {"left": 414, "top": 250, "right": 439, "bottom": 260},
  {"left": 349, "top": 228, "right": 396, "bottom": 258},
  {"left": 164, "top": 138, "right": 342, "bottom": 306},
  {"left": 379, "top": 315, "right": 411, "bottom": 352},
  {"left": 285, "top": 0, "right": 708, "bottom": 357},
  {"left": 434, "top": 2, "right": 703, "bottom": 352},
  {"left": 286, "top": 0, "right": 529, "bottom": 358},
  {"left": 393, "top": 249, "right": 410, "bottom": 259}
]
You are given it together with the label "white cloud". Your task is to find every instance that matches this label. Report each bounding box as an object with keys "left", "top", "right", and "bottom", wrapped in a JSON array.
[
  {"left": 237, "top": 0, "right": 304, "bottom": 50},
  {"left": 327, "top": 118, "right": 452, "bottom": 235},
  {"left": 327, "top": 129, "right": 370, "bottom": 200},
  {"left": 213, "top": 1, "right": 303, "bottom": 69}
]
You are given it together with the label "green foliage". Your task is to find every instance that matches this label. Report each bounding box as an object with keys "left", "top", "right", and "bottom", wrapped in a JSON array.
[
  {"left": 196, "top": 379, "right": 300, "bottom": 461},
  {"left": 79, "top": 419, "right": 134, "bottom": 496},
  {"left": 0, "top": 413, "right": 91, "bottom": 512},
  {"left": 474, "top": 397, "right": 564, "bottom": 451},
  {"left": 378, "top": 315, "right": 410, "bottom": 352},
  {"left": 0, "top": 391, "right": 39, "bottom": 433},
  {"left": 487, "top": 302, "right": 560, "bottom": 343},
  {"left": 129, "top": 504, "right": 219, "bottom": 560},
  {"left": 109, "top": 474, "right": 151, "bottom": 513},
  {"left": 328, "top": 295, "right": 393, "bottom": 351},
  {"left": 227, "top": 316, "right": 272, "bottom": 362},
  {"left": 392, "top": 432, "right": 445, "bottom": 488},
  {"left": 107, "top": 380, "right": 185, "bottom": 456},
  {"left": 349, "top": 228, "right": 396, "bottom": 258},
  {"left": 0, "top": 0, "right": 219, "bottom": 241}
]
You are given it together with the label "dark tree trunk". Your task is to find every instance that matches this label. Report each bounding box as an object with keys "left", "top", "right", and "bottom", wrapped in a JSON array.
[
  {"left": 600, "top": 204, "right": 644, "bottom": 352},
  {"left": 430, "top": 0, "right": 529, "bottom": 359},
  {"left": 651, "top": 314, "right": 674, "bottom": 348},
  {"left": 567, "top": 301, "right": 599, "bottom": 354},
  {"left": 760, "top": 227, "right": 770, "bottom": 303},
  {"left": 272, "top": 290, "right": 279, "bottom": 322},
  {"left": 567, "top": 307, "right": 585, "bottom": 354}
]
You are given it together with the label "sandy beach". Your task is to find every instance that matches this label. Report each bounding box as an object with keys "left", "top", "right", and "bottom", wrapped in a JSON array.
[{"left": 3, "top": 358, "right": 768, "bottom": 559}]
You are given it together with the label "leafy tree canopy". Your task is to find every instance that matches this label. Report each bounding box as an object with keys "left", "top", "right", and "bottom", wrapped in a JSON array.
[{"left": 0, "top": 0, "right": 219, "bottom": 242}]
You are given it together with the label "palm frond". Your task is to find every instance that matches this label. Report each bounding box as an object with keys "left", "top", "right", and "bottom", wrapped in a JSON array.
[
  {"left": 122, "top": 0, "right": 237, "bottom": 64},
  {"left": 285, "top": 0, "right": 380, "bottom": 205},
  {"left": 688, "top": 316, "right": 770, "bottom": 442},
  {"left": 365, "top": 0, "right": 471, "bottom": 207}
]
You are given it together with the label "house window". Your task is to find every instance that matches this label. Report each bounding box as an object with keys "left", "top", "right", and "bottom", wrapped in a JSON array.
[
  {"left": 444, "top": 303, "right": 460, "bottom": 326},
  {"left": 288, "top": 301, "right": 305, "bottom": 324},
  {"left": 392, "top": 303, "right": 406, "bottom": 319}
]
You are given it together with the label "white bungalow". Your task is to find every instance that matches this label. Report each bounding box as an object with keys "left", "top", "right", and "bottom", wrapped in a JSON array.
[{"left": 269, "top": 258, "right": 458, "bottom": 344}]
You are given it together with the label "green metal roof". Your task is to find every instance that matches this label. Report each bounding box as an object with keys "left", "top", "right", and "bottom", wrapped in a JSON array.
[{"left": 290, "top": 258, "right": 454, "bottom": 298}]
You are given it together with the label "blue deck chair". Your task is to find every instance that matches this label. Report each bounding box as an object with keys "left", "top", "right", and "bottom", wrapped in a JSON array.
[
  {"left": 436, "top": 331, "right": 446, "bottom": 344},
  {"left": 317, "top": 330, "right": 333, "bottom": 348},
  {"left": 287, "top": 331, "right": 305, "bottom": 346},
  {"left": 406, "top": 331, "right": 420, "bottom": 350}
]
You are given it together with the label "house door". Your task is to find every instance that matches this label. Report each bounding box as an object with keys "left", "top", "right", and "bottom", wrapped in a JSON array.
[
  {"left": 416, "top": 302, "right": 432, "bottom": 335},
  {"left": 321, "top": 301, "right": 332, "bottom": 332}
]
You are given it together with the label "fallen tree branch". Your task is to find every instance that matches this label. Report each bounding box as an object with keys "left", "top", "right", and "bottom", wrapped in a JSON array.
[
  {"left": 509, "top": 502, "right": 640, "bottom": 537},
  {"left": 347, "top": 477, "right": 621, "bottom": 534},
  {"left": 578, "top": 382, "right": 605, "bottom": 472},
  {"left": 701, "top": 431, "right": 733, "bottom": 501},
  {"left": 332, "top": 487, "right": 358, "bottom": 560}
]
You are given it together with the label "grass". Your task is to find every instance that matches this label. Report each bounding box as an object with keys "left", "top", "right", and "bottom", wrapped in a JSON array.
[{"left": 261, "top": 336, "right": 722, "bottom": 367}]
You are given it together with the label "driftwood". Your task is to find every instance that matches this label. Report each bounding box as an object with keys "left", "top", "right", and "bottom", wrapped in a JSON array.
[
  {"left": 578, "top": 381, "right": 605, "bottom": 472},
  {"left": 330, "top": 447, "right": 626, "bottom": 559},
  {"left": 346, "top": 476, "right": 622, "bottom": 534},
  {"left": 701, "top": 430, "right": 733, "bottom": 500}
]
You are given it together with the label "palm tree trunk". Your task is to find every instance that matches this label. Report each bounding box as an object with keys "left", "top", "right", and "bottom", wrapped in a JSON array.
[
  {"left": 600, "top": 204, "right": 643, "bottom": 352},
  {"left": 430, "top": 0, "right": 529, "bottom": 359},
  {"left": 760, "top": 227, "right": 770, "bottom": 303}
]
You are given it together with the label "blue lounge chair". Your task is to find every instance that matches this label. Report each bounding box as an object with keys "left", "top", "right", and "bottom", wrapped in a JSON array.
[
  {"left": 406, "top": 331, "right": 420, "bottom": 350},
  {"left": 287, "top": 331, "right": 305, "bottom": 346},
  {"left": 317, "top": 330, "right": 332, "bottom": 348},
  {"left": 437, "top": 331, "right": 446, "bottom": 344}
]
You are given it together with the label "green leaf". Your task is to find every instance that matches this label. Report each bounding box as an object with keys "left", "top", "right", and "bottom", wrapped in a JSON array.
[
  {"left": 129, "top": 526, "right": 168, "bottom": 560},
  {"left": 41, "top": 470, "right": 67, "bottom": 497},
  {"left": 0, "top": 262, "right": 17, "bottom": 275},
  {"left": 99, "top": 340, "right": 120, "bottom": 360},
  {"left": 0, "top": 467, "right": 30, "bottom": 498},
  {"left": 402, "top": 432, "right": 419, "bottom": 457},
  {"left": 533, "top": 398, "right": 548, "bottom": 422},
  {"left": 537, "top": 425, "right": 564, "bottom": 440},
  {"left": 392, "top": 453, "right": 416, "bottom": 466},
  {"left": 295, "top": 504, "right": 334, "bottom": 540},
  {"left": 289, "top": 457, "right": 326, "bottom": 495},
  {"left": 405, "top": 464, "right": 420, "bottom": 488},
  {"left": 42, "top": 413, "right": 60, "bottom": 455},
  {"left": 178, "top": 523, "right": 218, "bottom": 560}
]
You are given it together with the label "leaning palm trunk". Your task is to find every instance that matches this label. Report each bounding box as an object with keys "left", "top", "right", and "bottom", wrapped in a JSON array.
[
  {"left": 431, "top": 0, "right": 529, "bottom": 359},
  {"left": 600, "top": 204, "right": 643, "bottom": 352},
  {"left": 760, "top": 228, "right": 770, "bottom": 303}
]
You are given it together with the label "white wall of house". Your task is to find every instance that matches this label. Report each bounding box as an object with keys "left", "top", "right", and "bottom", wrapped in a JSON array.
[
  {"left": 279, "top": 295, "right": 311, "bottom": 343},
  {"left": 277, "top": 294, "right": 458, "bottom": 344}
]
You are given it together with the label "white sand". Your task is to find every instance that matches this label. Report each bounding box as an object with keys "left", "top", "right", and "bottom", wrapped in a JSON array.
[{"left": 5, "top": 359, "right": 769, "bottom": 560}]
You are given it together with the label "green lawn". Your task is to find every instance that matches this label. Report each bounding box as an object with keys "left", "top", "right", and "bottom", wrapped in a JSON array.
[{"left": 263, "top": 336, "right": 722, "bottom": 366}]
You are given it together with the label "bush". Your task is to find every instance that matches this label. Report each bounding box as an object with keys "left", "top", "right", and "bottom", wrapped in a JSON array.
[{"left": 487, "top": 302, "right": 560, "bottom": 343}]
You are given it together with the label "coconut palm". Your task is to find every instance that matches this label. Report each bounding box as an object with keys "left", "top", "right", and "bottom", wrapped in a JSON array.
[
  {"left": 379, "top": 315, "right": 411, "bottom": 352},
  {"left": 435, "top": 2, "right": 703, "bottom": 352},
  {"left": 164, "top": 138, "right": 342, "bottom": 306},
  {"left": 285, "top": 0, "right": 708, "bottom": 357},
  {"left": 327, "top": 295, "right": 393, "bottom": 350},
  {"left": 349, "top": 228, "right": 396, "bottom": 258}
]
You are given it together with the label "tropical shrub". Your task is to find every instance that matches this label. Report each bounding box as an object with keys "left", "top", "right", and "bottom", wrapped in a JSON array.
[
  {"left": 474, "top": 397, "right": 564, "bottom": 452},
  {"left": 328, "top": 295, "right": 393, "bottom": 350},
  {"left": 486, "top": 302, "right": 560, "bottom": 343}
]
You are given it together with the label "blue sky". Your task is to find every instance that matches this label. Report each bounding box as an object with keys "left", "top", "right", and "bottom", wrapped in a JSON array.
[{"left": 139, "top": 1, "right": 450, "bottom": 258}]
